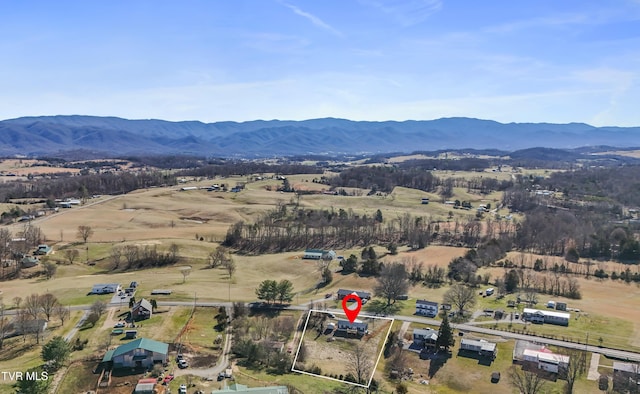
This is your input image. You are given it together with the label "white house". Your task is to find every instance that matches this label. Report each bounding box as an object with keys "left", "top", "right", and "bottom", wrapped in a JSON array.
[
  {"left": 415, "top": 300, "right": 439, "bottom": 317},
  {"left": 460, "top": 339, "right": 497, "bottom": 359},
  {"left": 91, "top": 283, "right": 121, "bottom": 294},
  {"left": 522, "top": 349, "right": 570, "bottom": 374},
  {"left": 522, "top": 308, "right": 570, "bottom": 326}
]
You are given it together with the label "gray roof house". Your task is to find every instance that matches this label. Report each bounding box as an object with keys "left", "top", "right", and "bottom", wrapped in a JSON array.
[{"left": 413, "top": 328, "right": 438, "bottom": 348}]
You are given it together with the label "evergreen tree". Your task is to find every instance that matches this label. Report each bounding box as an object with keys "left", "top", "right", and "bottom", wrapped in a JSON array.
[
  {"left": 436, "top": 315, "right": 455, "bottom": 351},
  {"left": 340, "top": 254, "right": 358, "bottom": 273},
  {"left": 41, "top": 336, "right": 71, "bottom": 370},
  {"left": 375, "top": 209, "right": 383, "bottom": 223}
]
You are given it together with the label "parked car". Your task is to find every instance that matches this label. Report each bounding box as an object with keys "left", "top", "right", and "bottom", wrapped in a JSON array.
[
  {"left": 178, "top": 359, "right": 189, "bottom": 369},
  {"left": 162, "top": 374, "right": 174, "bottom": 385},
  {"left": 176, "top": 353, "right": 184, "bottom": 361},
  {"left": 114, "top": 322, "right": 125, "bottom": 328},
  {"left": 130, "top": 281, "right": 138, "bottom": 288},
  {"left": 179, "top": 384, "right": 187, "bottom": 394},
  {"left": 328, "top": 313, "right": 335, "bottom": 319}
]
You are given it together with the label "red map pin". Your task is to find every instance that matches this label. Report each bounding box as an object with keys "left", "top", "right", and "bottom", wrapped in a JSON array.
[{"left": 342, "top": 293, "right": 362, "bottom": 323}]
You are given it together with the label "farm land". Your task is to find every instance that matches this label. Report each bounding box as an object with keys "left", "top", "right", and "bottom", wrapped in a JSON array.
[{"left": 0, "top": 156, "right": 640, "bottom": 393}]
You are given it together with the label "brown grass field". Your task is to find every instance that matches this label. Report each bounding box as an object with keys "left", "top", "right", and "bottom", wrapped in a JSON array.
[{"left": 1, "top": 168, "right": 640, "bottom": 393}]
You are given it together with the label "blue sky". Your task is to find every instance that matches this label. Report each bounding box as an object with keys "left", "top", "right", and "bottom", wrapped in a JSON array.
[{"left": 1, "top": 0, "right": 640, "bottom": 126}]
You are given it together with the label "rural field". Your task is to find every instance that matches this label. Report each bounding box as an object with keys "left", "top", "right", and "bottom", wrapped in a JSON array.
[{"left": 296, "top": 311, "right": 392, "bottom": 385}]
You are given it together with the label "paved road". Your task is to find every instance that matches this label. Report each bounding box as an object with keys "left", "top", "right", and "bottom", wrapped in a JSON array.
[{"left": 20, "top": 300, "right": 640, "bottom": 363}]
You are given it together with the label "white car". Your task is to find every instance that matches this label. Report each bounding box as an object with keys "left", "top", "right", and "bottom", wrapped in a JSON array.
[
  {"left": 178, "top": 359, "right": 189, "bottom": 368},
  {"left": 179, "top": 384, "right": 187, "bottom": 394}
]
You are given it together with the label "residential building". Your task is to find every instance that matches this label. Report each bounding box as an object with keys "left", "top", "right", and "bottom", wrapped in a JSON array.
[
  {"left": 91, "top": 283, "right": 121, "bottom": 294},
  {"left": 613, "top": 361, "right": 640, "bottom": 392},
  {"left": 460, "top": 339, "right": 497, "bottom": 359},
  {"left": 413, "top": 328, "right": 438, "bottom": 348},
  {"left": 513, "top": 340, "right": 570, "bottom": 374},
  {"left": 522, "top": 308, "right": 570, "bottom": 326},
  {"left": 102, "top": 338, "right": 168, "bottom": 369},
  {"left": 336, "top": 289, "right": 371, "bottom": 300},
  {"left": 303, "top": 249, "right": 336, "bottom": 260},
  {"left": 337, "top": 319, "right": 368, "bottom": 335},
  {"left": 415, "top": 300, "right": 439, "bottom": 317},
  {"left": 131, "top": 298, "right": 153, "bottom": 320},
  {"left": 522, "top": 349, "right": 570, "bottom": 374}
]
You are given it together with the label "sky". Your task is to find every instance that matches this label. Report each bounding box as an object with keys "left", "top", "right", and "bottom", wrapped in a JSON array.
[{"left": 1, "top": 0, "right": 640, "bottom": 126}]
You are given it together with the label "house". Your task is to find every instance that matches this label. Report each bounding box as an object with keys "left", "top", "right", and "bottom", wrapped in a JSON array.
[
  {"left": 485, "top": 288, "right": 494, "bottom": 296},
  {"left": 125, "top": 330, "right": 138, "bottom": 339},
  {"left": 91, "top": 283, "right": 121, "bottom": 294},
  {"left": 513, "top": 340, "right": 569, "bottom": 374},
  {"left": 131, "top": 298, "right": 153, "bottom": 320},
  {"left": 21, "top": 256, "right": 39, "bottom": 268},
  {"left": 34, "top": 244, "right": 52, "bottom": 255},
  {"left": 413, "top": 328, "right": 438, "bottom": 348},
  {"left": 460, "top": 339, "right": 497, "bottom": 359},
  {"left": 421, "top": 198, "right": 430, "bottom": 204},
  {"left": 102, "top": 337, "right": 169, "bottom": 369},
  {"left": 415, "top": 300, "right": 439, "bottom": 317},
  {"left": 337, "top": 319, "right": 368, "bottom": 335},
  {"left": 211, "top": 383, "right": 289, "bottom": 393},
  {"left": 522, "top": 308, "right": 570, "bottom": 326},
  {"left": 8, "top": 318, "right": 47, "bottom": 337},
  {"left": 613, "top": 361, "right": 640, "bottom": 392},
  {"left": 303, "top": 249, "right": 336, "bottom": 260},
  {"left": 336, "top": 289, "right": 371, "bottom": 300},
  {"left": 522, "top": 349, "right": 570, "bottom": 374}
]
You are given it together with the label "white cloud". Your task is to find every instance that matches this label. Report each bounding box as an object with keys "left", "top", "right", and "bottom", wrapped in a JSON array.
[
  {"left": 362, "top": 0, "right": 442, "bottom": 26},
  {"left": 280, "top": 2, "right": 342, "bottom": 36}
]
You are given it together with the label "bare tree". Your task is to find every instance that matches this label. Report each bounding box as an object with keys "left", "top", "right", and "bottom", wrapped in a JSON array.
[
  {"left": 523, "top": 288, "right": 539, "bottom": 306},
  {"left": 443, "top": 283, "right": 477, "bottom": 316},
  {"left": 77, "top": 225, "right": 94, "bottom": 243},
  {"left": 90, "top": 300, "right": 107, "bottom": 317},
  {"left": 42, "top": 260, "right": 57, "bottom": 279},
  {"left": 209, "top": 246, "right": 231, "bottom": 268},
  {"left": 348, "top": 344, "right": 373, "bottom": 385},
  {"left": 374, "top": 262, "right": 409, "bottom": 305},
  {"left": 123, "top": 245, "right": 139, "bottom": 269},
  {"left": 223, "top": 257, "right": 236, "bottom": 278},
  {"left": 39, "top": 293, "right": 59, "bottom": 321},
  {"left": 63, "top": 249, "right": 80, "bottom": 265},
  {"left": 110, "top": 245, "right": 122, "bottom": 269},
  {"left": 180, "top": 266, "right": 191, "bottom": 283},
  {"left": 168, "top": 243, "right": 180, "bottom": 261},
  {"left": 563, "top": 349, "right": 587, "bottom": 394},
  {"left": 0, "top": 228, "right": 12, "bottom": 278},
  {"left": 55, "top": 304, "right": 70, "bottom": 326},
  {"left": 13, "top": 296, "right": 22, "bottom": 309},
  {"left": 508, "top": 366, "right": 546, "bottom": 394},
  {"left": 0, "top": 301, "right": 8, "bottom": 349},
  {"left": 23, "top": 294, "right": 43, "bottom": 344}
]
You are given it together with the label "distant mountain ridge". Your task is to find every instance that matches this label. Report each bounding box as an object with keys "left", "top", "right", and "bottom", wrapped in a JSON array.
[{"left": 1, "top": 115, "right": 639, "bottom": 157}]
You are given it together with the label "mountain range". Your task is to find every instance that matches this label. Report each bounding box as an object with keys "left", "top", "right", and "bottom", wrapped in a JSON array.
[{"left": 1, "top": 115, "right": 639, "bottom": 157}]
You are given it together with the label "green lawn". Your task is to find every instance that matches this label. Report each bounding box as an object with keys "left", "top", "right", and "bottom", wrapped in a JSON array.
[{"left": 492, "top": 312, "right": 637, "bottom": 352}]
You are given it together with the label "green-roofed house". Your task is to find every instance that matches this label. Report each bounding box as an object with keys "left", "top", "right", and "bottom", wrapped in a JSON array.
[
  {"left": 211, "top": 383, "right": 289, "bottom": 394},
  {"left": 102, "top": 338, "right": 168, "bottom": 369}
]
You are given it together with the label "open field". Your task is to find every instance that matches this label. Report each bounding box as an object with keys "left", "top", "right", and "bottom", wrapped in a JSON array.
[
  {"left": 296, "top": 311, "right": 392, "bottom": 384},
  {"left": 4, "top": 173, "right": 509, "bottom": 245}
]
